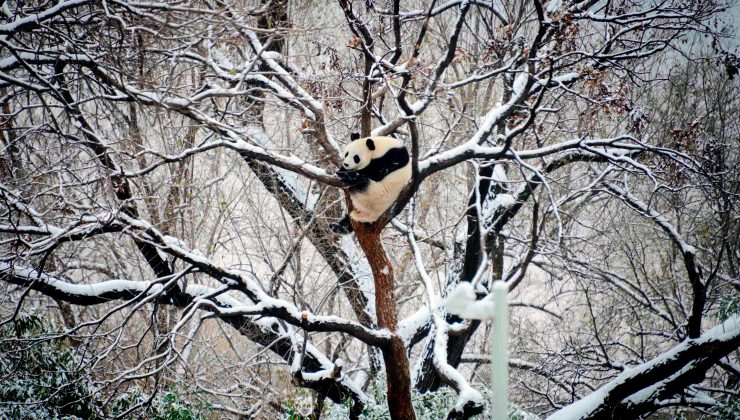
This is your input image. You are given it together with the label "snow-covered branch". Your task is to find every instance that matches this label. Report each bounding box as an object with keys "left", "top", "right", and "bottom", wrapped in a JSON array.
[
  {"left": 0, "top": 261, "right": 369, "bottom": 411},
  {"left": 548, "top": 316, "right": 740, "bottom": 419},
  {"left": 0, "top": 260, "right": 389, "bottom": 347}
]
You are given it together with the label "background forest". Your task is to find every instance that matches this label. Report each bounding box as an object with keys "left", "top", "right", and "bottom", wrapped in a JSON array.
[{"left": 1, "top": 0, "right": 739, "bottom": 418}]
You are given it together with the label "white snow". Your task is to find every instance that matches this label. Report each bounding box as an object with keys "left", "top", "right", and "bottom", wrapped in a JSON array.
[
  {"left": 491, "top": 194, "right": 517, "bottom": 209},
  {"left": 398, "top": 306, "right": 431, "bottom": 345},
  {"left": 481, "top": 192, "right": 518, "bottom": 231},
  {"left": 0, "top": 52, "right": 91, "bottom": 71},
  {"left": 445, "top": 283, "right": 496, "bottom": 320},
  {"left": 431, "top": 315, "right": 484, "bottom": 412},
  {"left": 261, "top": 51, "right": 282, "bottom": 60},
  {"left": 512, "top": 73, "right": 529, "bottom": 97},
  {"left": 538, "top": 72, "right": 580, "bottom": 89},
  {"left": 491, "top": 164, "right": 508, "bottom": 183},
  {"left": 555, "top": 72, "right": 580, "bottom": 83},
  {"left": 340, "top": 235, "right": 376, "bottom": 319},
  {"left": 300, "top": 369, "right": 333, "bottom": 382},
  {"left": 484, "top": 194, "right": 517, "bottom": 220},
  {"left": 546, "top": 0, "right": 563, "bottom": 13}
]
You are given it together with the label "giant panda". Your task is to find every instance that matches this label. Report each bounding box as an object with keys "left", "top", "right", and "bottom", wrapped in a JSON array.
[{"left": 332, "top": 134, "right": 411, "bottom": 233}]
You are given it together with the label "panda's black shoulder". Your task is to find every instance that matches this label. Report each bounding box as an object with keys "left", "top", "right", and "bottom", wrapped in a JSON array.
[{"left": 360, "top": 146, "right": 409, "bottom": 182}]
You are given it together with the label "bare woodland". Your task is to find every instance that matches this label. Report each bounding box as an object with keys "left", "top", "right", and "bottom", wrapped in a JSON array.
[{"left": 1, "top": 0, "right": 739, "bottom": 418}]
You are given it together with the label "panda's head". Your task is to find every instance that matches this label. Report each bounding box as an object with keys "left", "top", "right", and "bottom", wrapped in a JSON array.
[
  {"left": 341, "top": 134, "right": 404, "bottom": 171},
  {"left": 342, "top": 137, "right": 376, "bottom": 171}
]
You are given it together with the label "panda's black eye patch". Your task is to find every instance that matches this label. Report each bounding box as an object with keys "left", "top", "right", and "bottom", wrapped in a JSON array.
[
  {"left": 353, "top": 155, "right": 360, "bottom": 164},
  {"left": 345, "top": 152, "right": 348, "bottom": 157}
]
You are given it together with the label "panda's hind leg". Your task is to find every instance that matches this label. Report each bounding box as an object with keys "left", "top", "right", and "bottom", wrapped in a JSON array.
[{"left": 330, "top": 214, "right": 353, "bottom": 234}]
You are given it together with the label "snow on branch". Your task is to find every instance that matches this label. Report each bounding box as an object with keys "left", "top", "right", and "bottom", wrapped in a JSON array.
[
  {"left": 241, "top": 154, "right": 376, "bottom": 328},
  {"left": 603, "top": 183, "right": 696, "bottom": 256},
  {"left": 0, "top": 262, "right": 166, "bottom": 305},
  {"left": 602, "top": 182, "right": 705, "bottom": 338},
  {"left": 432, "top": 316, "right": 485, "bottom": 417},
  {"left": 548, "top": 315, "right": 740, "bottom": 420},
  {"left": 0, "top": 0, "right": 92, "bottom": 34},
  {"left": 0, "top": 262, "right": 369, "bottom": 410},
  {"left": 416, "top": 78, "right": 530, "bottom": 175},
  {"left": 0, "top": 261, "right": 390, "bottom": 347},
  {"left": 461, "top": 356, "right": 577, "bottom": 396},
  {"left": 446, "top": 282, "right": 496, "bottom": 320},
  {"left": 1, "top": 190, "right": 383, "bottom": 346},
  {"left": 419, "top": 134, "right": 640, "bottom": 178},
  {"left": 120, "top": 214, "right": 390, "bottom": 346},
  {"left": 8, "top": 36, "right": 339, "bottom": 186},
  {"left": 393, "top": 1, "right": 508, "bottom": 25},
  {"left": 203, "top": 301, "right": 391, "bottom": 347},
  {"left": 122, "top": 87, "right": 340, "bottom": 185},
  {"left": 404, "top": 197, "right": 484, "bottom": 417},
  {"left": 0, "top": 188, "right": 127, "bottom": 255},
  {"left": 0, "top": 51, "right": 95, "bottom": 72}
]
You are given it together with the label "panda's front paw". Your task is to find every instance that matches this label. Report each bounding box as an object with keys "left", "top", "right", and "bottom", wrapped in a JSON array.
[
  {"left": 336, "top": 168, "right": 357, "bottom": 182},
  {"left": 337, "top": 169, "right": 368, "bottom": 189}
]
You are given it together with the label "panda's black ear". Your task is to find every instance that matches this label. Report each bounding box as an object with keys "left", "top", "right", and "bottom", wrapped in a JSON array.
[
  {"left": 350, "top": 132, "right": 360, "bottom": 141},
  {"left": 366, "top": 138, "right": 375, "bottom": 150}
]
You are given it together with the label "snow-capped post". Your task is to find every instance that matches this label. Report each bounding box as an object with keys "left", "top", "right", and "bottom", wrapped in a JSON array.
[
  {"left": 445, "top": 280, "right": 509, "bottom": 418},
  {"left": 491, "top": 281, "right": 508, "bottom": 420}
]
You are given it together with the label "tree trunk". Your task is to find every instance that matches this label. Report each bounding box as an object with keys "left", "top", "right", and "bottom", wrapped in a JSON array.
[{"left": 353, "top": 221, "right": 416, "bottom": 419}]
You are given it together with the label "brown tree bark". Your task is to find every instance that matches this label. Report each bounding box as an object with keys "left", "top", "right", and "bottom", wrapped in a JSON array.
[{"left": 353, "top": 220, "right": 416, "bottom": 419}]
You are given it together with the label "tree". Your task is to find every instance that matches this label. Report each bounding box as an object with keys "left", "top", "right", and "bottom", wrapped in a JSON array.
[{"left": 1, "top": 0, "right": 738, "bottom": 418}]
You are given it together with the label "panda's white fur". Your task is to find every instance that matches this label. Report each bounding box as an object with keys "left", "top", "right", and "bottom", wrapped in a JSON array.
[{"left": 340, "top": 136, "right": 411, "bottom": 223}]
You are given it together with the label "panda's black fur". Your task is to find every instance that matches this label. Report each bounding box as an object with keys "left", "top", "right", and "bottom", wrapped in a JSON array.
[{"left": 339, "top": 148, "right": 410, "bottom": 192}]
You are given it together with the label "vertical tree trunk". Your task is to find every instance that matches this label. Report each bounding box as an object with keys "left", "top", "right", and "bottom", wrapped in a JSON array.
[{"left": 353, "top": 221, "right": 416, "bottom": 419}]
